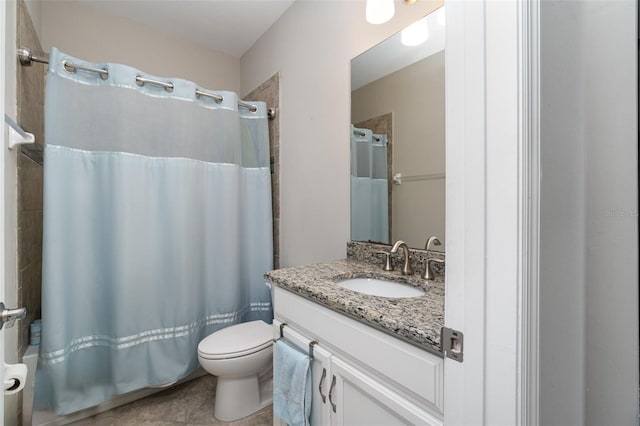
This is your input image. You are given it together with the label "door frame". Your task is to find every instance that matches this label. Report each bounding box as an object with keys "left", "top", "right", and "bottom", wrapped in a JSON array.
[
  {"left": 1, "top": 0, "right": 8, "bottom": 418},
  {"left": 444, "top": 0, "right": 540, "bottom": 424},
  {"left": 2, "top": 0, "right": 21, "bottom": 421}
]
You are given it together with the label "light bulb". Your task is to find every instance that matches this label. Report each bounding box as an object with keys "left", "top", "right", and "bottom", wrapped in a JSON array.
[
  {"left": 366, "top": 0, "right": 395, "bottom": 25},
  {"left": 401, "top": 18, "right": 429, "bottom": 46},
  {"left": 437, "top": 8, "right": 446, "bottom": 25}
]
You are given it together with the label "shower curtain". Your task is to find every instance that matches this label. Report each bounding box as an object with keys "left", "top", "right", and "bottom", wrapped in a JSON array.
[
  {"left": 35, "top": 48, "right": 273, "bottom": 414},
  {"left": 350, "top": 126, "right": 389, "bottom": 244}
]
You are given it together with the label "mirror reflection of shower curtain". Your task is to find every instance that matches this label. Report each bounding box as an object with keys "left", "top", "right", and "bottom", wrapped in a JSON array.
[
  {"left": 351, "top": 126, "right": 389, "bottom": 244},
  {"left": 35, "top": 48, "right": 273, "bottom": 415}
]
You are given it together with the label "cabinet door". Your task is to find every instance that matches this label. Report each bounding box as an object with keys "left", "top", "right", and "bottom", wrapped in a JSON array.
[
  {"left": 309, "top": 347, "right": 332, "bottom": 426},
  {"left": 329, "top": 356, "right": 443, "bottom": 426},
  {"left": 273, "top": 320, "right": 332, "bottom": 426}
]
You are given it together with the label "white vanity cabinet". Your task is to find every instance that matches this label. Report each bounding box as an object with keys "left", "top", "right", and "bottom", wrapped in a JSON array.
[
  {"left": 273, "top": 286, "right": 444, "bottom": 426},
  {"left": 329, "top": 355, "right": 444, "bottom": 426}
]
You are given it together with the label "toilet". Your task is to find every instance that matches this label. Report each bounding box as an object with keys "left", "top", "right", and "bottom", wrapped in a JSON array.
[{"left": 197, "top": 320, "right": 273, "bottom": 421}]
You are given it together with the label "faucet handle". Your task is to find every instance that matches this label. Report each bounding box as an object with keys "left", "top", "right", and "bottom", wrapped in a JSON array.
[
  {"left": 423, "top": 258, "right": 445, "bottom": 280},
  {"left": 375, "top": 251, "right": 394, "bottom": 272},
  {"left": 425, "top": 236, "right": 442, "bottom": 251}
]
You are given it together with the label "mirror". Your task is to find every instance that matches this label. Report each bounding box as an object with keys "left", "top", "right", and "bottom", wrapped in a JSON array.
[{"left": 350, "top": 6, "right": 445, "bottom": 250}]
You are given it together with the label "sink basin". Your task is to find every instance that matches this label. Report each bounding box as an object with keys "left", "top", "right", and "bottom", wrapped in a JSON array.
[{"left": 335, "top": 278, "right": 425, "bottom": 298}]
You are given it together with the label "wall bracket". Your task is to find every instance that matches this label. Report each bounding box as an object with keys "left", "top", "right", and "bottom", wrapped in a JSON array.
[{"left": 4, "top": 115, "right": 35, "bottom": 150}]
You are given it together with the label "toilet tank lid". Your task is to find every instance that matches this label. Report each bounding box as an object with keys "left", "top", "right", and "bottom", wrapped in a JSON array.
[{"left": 198, "top": 320, "right": 272, "bottom": 356}]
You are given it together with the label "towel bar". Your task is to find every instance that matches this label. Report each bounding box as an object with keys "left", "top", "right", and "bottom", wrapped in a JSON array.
[
  {"left": 308, "top": 341, "right": 318, "bottom": 360},
  {"left": 274, "top": 322, "right": 319, "bottom": 360}
]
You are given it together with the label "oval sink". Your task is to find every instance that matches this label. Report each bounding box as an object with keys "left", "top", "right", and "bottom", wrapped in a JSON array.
[{"left": 336, "top": 278, "right": 425, "bottom": 298}]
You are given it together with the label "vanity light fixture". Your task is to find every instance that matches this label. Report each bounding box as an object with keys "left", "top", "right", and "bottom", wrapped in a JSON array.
[
  {"left": 437, "top": 7, "right": 446, "bottom": 25},
  {"left": 366, "top": 0, "right": 417, "bottom": 25},
  {"left": 366, "top": 0, "right": 395, "bottom": 24},
  {"left": 401, "top": 16, "right": 429, "bottom": 46}
]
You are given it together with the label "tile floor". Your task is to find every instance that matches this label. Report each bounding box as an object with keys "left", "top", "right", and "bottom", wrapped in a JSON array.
[{"left": 69, "top": 376, "right": 273, "bottom": 426}]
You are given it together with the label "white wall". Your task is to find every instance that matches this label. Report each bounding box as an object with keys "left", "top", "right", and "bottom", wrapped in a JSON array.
[
  {"left": 540, "top": 2, "right": 586, "bottom": 423},
  {"left": 241, "top": 0, "right": 443, "bottom": 267},
  {"left": 40, "top": 1, "right": 241, "bottom": 93},
  {"left": 540, "top": 1, "right": 638, "bottom": 425},
  {"left": 581, "top": 1, "right": 638, "bottom": 424}
]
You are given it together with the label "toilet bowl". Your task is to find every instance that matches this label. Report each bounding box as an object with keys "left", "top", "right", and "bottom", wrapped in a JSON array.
[{"left": 197, "top": 320, "right": 273, "bottom": 421}]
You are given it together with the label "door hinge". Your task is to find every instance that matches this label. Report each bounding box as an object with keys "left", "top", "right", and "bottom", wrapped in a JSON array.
[{"left": 441, "top": 327, "right": 464, "bottom": 362}]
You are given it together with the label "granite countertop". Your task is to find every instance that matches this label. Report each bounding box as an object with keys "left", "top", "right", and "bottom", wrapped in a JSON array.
[{"left": 264, "top": 259, "right": 445, "bottom": 356}]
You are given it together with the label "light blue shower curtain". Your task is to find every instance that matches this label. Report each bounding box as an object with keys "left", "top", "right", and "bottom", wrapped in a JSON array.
[
  {"left": 35, "top": 48, "right": 273, "bottom": 414},
  {"left": 350, "top": 126, "right": 389, "bottom": 244}
]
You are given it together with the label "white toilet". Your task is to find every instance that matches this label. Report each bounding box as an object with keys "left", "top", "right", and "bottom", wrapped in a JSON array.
[{"left": 197, "top": 320, "right": 273, "bottom": 421}]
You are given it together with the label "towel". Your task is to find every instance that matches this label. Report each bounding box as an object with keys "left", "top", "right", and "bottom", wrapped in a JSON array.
[{"left": 273, "top": 340, "right": 312, "bottom": 426}]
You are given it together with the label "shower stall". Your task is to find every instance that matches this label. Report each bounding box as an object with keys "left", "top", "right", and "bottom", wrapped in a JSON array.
[
  {"left": 18, "top": 46, "right": 276, "bottom": 416},
  {"left": 350, "top": 125, "right": 389, "bottom": 244}
]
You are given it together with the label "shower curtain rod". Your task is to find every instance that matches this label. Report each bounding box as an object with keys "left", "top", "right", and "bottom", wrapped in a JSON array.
[{"left": 17, "top": 47, "right": 276, "bottom": 120}]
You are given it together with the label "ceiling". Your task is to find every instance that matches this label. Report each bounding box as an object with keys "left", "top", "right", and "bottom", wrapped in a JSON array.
[{"left": 84, "top": 0, "right": 297, "bottom": 58}]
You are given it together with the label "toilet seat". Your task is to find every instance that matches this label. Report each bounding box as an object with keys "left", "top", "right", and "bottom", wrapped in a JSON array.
[{"left": 198, "top": 320, "right": 272, "bottom": 360}]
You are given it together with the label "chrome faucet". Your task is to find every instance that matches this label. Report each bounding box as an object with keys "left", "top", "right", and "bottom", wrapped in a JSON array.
[
  {"left": 423, "top": 258, "right": 445, "bottom": 280},
  {"left": 425, "top": 236, "right": 442, "bottom": 251},
  {"left": 390, "top": 240, "right": 414, "bottom": 275}
]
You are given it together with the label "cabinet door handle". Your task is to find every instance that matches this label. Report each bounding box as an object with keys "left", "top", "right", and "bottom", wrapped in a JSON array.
[
  {"left": 328, "top": 375, "right": 337, "bottom": 413},
  {"left": 318, "top": 368, "right": 327, "bottom": 403}
]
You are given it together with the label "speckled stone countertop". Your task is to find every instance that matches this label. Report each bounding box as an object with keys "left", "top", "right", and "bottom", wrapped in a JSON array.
[{"left": 264, "top": 259, "right": 445, "bottom": 356}]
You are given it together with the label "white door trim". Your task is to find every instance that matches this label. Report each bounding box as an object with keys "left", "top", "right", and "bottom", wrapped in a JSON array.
[
  {"left": 517, "top": 1, "right": 540, "bottom": 424},
  {"left": 443, "top": 0, "right": 487, "bottom": 423},
  {"left": 444, "top": 0, "right": 540, "bottom": 424}
]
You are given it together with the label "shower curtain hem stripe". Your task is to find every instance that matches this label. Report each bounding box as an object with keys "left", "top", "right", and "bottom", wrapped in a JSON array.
[
  {"left": 45, "top": 144, "right": 270, "bottom": 169},
  {"left": 40, "top": 302, "right": 271, "bottom": 366}
]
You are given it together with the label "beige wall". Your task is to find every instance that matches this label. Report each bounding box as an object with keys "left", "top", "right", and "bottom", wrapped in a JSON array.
[
  {"left": 352, "top": 51, "right": 445, "bottom": 249},
  {"left": 40, "top": 1, "right": 241, "bottom": 93},
  {"left": 241, "top": 0, "right": 443, "bottom": 267}
]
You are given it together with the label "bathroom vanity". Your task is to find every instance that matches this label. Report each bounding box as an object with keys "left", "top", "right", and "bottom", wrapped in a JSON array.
[{"left": 266, "top": 246, "right": 445, "bottom": 426}]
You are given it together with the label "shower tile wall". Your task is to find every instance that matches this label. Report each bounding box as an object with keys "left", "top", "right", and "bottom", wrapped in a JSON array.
[
  {"left": 15, "top": 0, "right": 45, "bottom": 423},
  {"left": 354, "top": 113, "right": 393, "bottom": 243},
  {"left": 245, "top": 74, "right": 280, "bottom": 269},
  {"left": 16, "top": 0, "right": 45, "bottom": 357}
]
